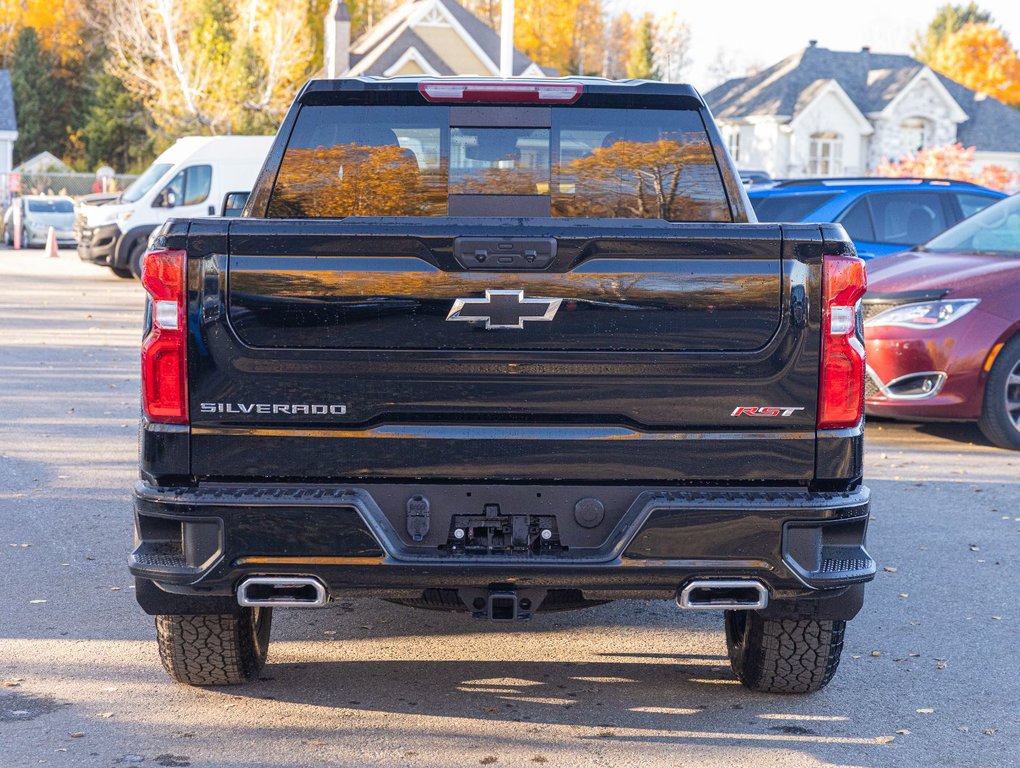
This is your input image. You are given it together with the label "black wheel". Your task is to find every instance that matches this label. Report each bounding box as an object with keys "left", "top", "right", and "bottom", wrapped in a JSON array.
[
  {"left": 127, "top": 239, "right": 147, "bottom": 279},
  {"left": 725, "top": 611, "right": 845, "bottom": 693},
  {"left": 110, "top": 266, "right": 135, "bottom": 279},
  {"left": 155, "top": 609, "right": 272, "bottom": 686},
  {"left": 979, "top": 336, "right": 1020, "bottom": 450}
]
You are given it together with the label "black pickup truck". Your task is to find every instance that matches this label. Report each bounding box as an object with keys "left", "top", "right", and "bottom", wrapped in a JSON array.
[{"left": 131, "top": 77, "right": 874, "bottom": 693}]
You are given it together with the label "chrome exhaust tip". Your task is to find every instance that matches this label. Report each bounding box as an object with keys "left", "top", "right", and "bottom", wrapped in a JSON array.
[
  {"left": 677, "top": 579, "right": 769, "bottom": 611},
  {"left": 237, "top": 576, "right": 328, "bottom": 608}
]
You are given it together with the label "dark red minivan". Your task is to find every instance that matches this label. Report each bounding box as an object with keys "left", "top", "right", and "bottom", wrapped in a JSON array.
[{"left": 864, "top": 193, "right": 1020, "bottom": 449}]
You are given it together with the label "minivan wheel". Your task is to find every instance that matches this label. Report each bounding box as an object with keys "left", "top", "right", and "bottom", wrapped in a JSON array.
[
  {"left": 978, "top": 336, "right": 1020, "bottom": 450},
  {"left": 110, "top": 266, "right": 134, "bottom": 279},
  {"left": 155, "top": 608, "right": 272, "bottom": 686},
  {"left": 724, "top": 611, "right": 845, "bottom": 693},
  {"left": 127, "top": 239, "right": 147, "bottom": 279}
]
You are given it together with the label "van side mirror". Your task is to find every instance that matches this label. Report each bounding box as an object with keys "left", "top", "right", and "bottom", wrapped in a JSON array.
[{"left": 222, "top": 191, "right": 250, "bottom": 217}]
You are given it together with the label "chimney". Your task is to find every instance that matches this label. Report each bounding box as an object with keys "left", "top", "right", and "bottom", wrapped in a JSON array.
[
  {"left": 808, "top": 39, "right": 817, "bottom": 48},
  {"left": 861, "top": 45, "right": 870, "bottom": 53},
  {"left": 325, "top": 0, "right": 351, "bottom": 78}
]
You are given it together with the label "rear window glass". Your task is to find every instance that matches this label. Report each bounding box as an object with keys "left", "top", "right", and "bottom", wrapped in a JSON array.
[
  {"left": 267, "top": 105, "right": 730, "bottom": 221},
  {"left": 749, "top": 192, "right": 838, "bottom": 222}
]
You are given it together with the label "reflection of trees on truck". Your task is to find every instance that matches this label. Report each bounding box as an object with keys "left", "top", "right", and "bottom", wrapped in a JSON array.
[{"left": 268, "top": 131, "right": 728, "bottom": 222}]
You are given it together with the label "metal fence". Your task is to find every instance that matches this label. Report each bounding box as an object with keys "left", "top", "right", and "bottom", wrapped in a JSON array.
[{"left": 2, "top": 171, "right": 139, "bottom": 207}]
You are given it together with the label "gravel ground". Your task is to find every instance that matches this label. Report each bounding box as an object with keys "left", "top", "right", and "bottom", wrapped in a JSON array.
[{"left": 1, "top": 248, "right": 1018, "bottom": 768}]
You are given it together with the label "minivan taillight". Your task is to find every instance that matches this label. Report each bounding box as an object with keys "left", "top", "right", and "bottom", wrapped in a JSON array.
[
  {"left": 141, "top": 249, "right": 188, "bottom": 424},
  {"left": 818, "top": 253, "right": 867, "bottom": 430}
]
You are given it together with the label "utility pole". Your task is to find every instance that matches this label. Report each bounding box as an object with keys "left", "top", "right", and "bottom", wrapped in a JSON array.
[{"left": 500, "top": 0, "right": 515, "bottom": 77}]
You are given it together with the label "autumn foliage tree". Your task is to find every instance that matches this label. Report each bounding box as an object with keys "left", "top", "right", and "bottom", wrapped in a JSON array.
[
  {"left": 515, "top": 0, "right": 606, "bottom": 75},
  {"left": 82, "top": 0, "right": 315, "bottom": 138},
  {"left": 912, "top": 2, "right": 992, "bottom": 63},
  {"left": 872, "top": 143, "right": 1020, "bottom": 192},
  {"left": 928, "top": 22, "right": 1020, "bottom": 107}
]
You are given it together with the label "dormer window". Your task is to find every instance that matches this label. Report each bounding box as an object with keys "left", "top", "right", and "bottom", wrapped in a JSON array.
[
  {"left": 900, "top": 117, "right": 930, "bottom": 155},
  {"left": 808, "top": 132, "right": 843, "bottom": 176}
]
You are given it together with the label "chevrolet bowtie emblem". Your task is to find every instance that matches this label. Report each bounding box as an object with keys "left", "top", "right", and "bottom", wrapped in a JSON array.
[{"left": 446, "top": 289, "right": 562, "bottom": 330}]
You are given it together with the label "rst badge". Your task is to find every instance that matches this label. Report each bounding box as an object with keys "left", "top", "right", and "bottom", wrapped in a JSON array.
[
  {"left": 447, "top": 289, "right": 561, "bottom": 330},
  {"left": 731, "top": 406, "right": 806, "bottom": 417}
]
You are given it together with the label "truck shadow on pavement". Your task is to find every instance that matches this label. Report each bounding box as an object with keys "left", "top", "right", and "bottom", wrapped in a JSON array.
[{"left": 227, "top": 654, "right": 890, "bottom": 760}]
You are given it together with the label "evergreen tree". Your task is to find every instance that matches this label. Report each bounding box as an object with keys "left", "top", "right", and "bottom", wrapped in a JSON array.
[
  {"left": 81, "top": 67, "right": 152, "bottom": 173},
  {"left": 9, "top": 27, "right": 68, "bottom": 163},
  {"left": 626, "top": 16, "right": 660, "bottom": 80}
]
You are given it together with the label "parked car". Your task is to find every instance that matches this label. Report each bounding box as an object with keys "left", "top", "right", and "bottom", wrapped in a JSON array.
[
  {"left": 749, "top": 178, "right": 1005, "bottom": 259},
  {"left": 75, "top": 135, "right": 273, "bottom": 278},
  {"left": 738, "top": 169, "right": 774, "bottom": 187},
  {"left": 130, "top": 76, "right": 874, "bottom": 694},
  {"left": 2, "top": 195, "right": 76, "bottom": 247},
  {"left": 865, "top": 193, "right": 1020, "bottom": 449}
]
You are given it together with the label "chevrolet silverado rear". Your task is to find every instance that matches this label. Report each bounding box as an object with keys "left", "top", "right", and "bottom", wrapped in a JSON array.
[{"left": 130, "top": 77, "right": 874, "bottom": 693}]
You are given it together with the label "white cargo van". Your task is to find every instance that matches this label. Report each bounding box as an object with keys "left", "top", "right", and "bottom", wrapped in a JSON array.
[{"left": 76, "top": 136, "right": 273, "bottom": 278}]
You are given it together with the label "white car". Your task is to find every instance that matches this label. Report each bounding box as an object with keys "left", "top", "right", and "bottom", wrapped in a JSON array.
[{"left": 3, "top": 195, "right": 76, "bottom": 247}]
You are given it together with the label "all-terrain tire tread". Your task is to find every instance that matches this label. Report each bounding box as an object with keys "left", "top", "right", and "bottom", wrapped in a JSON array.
[
  {"left": 155, "top": 612, "right": 266, "bottom": 686},
  {"left": 727, "top": 613, "right": 845, "bottom": 694}
]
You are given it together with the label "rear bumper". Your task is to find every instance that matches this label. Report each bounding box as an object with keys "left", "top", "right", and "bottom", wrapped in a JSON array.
[{"left": 130, "top": 481, "right": 874, "bottom": 613}]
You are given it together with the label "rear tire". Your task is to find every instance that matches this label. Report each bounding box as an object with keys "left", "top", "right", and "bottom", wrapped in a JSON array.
[
  {"left": 978, "top": 336, "right": 1020, "bottom": 450},
  {"left": 127, "top": 239, "right": 147, "bottom": 279},
  {"left": 110, "top": 266, "right": 134, "bottom": 279},
  {"left": 725, "top": 611, "right": 844, "bottom": 693},
  {"left": 155, "top": 609, "right": 272, "bottom": 686}
]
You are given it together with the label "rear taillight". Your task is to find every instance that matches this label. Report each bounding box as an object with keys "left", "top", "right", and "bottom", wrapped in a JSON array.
[
  {"left": 818, "top": 253, "right": 867, "bottom": 429},
  {"left": 418, "top": 80, "right": 583, "bottom": 104},
  {"left": 141, "top": 249, "right": 188, "bottom": 425}
]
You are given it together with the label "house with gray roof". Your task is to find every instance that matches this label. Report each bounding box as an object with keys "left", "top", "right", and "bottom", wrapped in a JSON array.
[
  {"left": 0, "top": 70, "right": 18, "bottom": 179},
  {"left": 705, "top": 42, "right": 1020, "bottom": 179},
  {"left": 324, "top": 0, "right": 549, "bottom": 80}
]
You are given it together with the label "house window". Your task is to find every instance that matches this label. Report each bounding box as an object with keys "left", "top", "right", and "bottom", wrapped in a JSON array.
[
  {"left": 900, "top": 117, "right": 930, "bottom": 155},
  {"left": 726, "top": 128, "right": 741, "bottom": 163},
  {"left": 808, "top": 132, "right": 843, "bottom": 176}
]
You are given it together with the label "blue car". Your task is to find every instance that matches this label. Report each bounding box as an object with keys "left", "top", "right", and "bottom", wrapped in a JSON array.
[{"left": 747, "top": 178, "right": 1005, "bottom": 260}]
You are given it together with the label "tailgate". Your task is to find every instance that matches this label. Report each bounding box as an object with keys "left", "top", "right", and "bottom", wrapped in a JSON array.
[{"left": 187, "top": 219, "right": 822, "bottom": 483}]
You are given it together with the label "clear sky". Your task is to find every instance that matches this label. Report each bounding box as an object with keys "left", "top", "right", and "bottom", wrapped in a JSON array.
[{"left": 623, "top": 0, "right": 1020, "bottom": 90}]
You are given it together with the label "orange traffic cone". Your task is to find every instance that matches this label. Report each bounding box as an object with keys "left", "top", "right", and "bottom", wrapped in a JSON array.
[{"left": 45, "top": 226, "right": 59, "bottom": 259}]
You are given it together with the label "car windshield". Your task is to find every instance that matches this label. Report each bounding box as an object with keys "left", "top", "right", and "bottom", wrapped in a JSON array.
[
  {"left": 121, "top": 163, "right": 173, "bottom": 203},
  {"left": 749, "top": 193, "right": 838, "bottom": 222},
  {"left": 27, "top": 199, "right": 74, "bottom": 213},
  {"left": 924, "top": 194, "right": 1020, "bottom": 255}
]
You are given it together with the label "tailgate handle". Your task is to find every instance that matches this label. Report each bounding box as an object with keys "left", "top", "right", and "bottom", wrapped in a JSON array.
[{"left": 454, "top": 237, "right": 556, "bottom": 271}]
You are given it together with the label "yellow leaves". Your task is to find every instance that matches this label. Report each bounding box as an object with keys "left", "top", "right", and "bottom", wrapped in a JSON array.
[
  {"left": 929, "top": 22, "right": 1020, "bottom": 107},
  {"left": 514, "top": 0, "right": 605, "bottom": 74},
  {"left": 0, "top": 0, "right": 85, "bottom": 64}
]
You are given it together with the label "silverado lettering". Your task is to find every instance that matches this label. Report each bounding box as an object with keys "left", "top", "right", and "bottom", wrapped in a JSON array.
[
  {"left": 131, "top": 76, "right": 873, "bottom": 695},
  {"left": 199, "top": 403, "right": 348, "bottom": 415}
]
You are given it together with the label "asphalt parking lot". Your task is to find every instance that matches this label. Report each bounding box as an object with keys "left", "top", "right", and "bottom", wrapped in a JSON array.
[{"left": 1, "top": 247, "right": 1018, "bottom": 768}]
